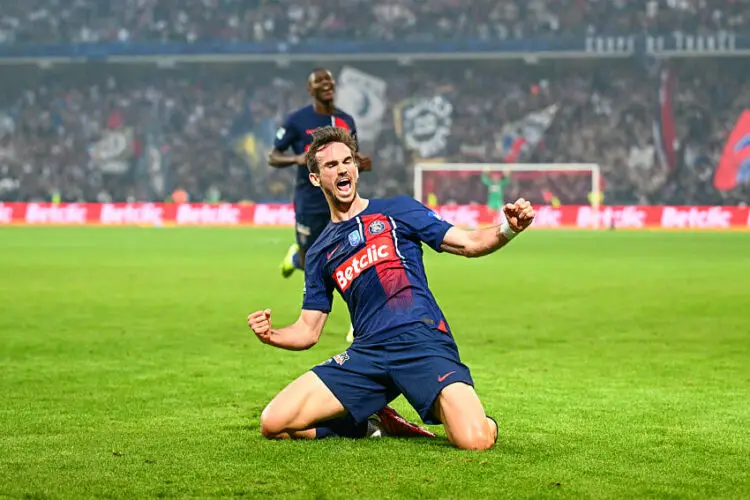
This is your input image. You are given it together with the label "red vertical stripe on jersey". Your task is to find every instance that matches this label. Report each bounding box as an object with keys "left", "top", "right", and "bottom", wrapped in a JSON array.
[
  {"left": 334, "top": 116, "right": 350, "bottom": 130},
  {"left": 360, "top": 214, "right": 412, "bottom": 307}
]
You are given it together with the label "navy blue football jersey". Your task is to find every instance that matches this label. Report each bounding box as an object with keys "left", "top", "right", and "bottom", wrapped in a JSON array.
[
  {"left": 274, "top": 105, "right": 358, "bottom": 215},
  {"left": 303, "top": 196, "right": 455, "bottom": 344}
]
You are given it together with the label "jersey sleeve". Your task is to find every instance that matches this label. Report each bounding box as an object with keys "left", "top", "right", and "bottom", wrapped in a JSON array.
[
  {"left": 396, "top": 197, "right": 454, "bottom": 252},
  {"left": 301, "top": 249, "right": 334, "bottom": 312},
  {"left": 273, "top": 114, "right": 298, "bottom": 152}
]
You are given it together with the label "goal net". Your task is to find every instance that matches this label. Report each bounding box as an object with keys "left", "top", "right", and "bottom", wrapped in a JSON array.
[{"left": 413, "top": 163, "right": 602, "bottom": 228}]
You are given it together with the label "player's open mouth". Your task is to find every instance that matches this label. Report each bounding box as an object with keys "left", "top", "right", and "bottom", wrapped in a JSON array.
[{"left": 336, "top": 178, "right": 352, "bottom": 195}]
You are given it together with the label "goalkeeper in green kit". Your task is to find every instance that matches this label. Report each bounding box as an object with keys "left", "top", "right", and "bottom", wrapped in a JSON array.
[{"left": 482, "top": 167, "right": 511, "bottom": 211}]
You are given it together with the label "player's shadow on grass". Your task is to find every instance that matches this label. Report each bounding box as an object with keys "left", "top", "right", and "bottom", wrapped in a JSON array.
[{"left": 224, "top": 423, "right": 456, "bottom": 448}]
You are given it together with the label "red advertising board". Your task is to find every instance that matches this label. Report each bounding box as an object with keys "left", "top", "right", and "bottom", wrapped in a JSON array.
[{"left": 0, "top": 203, "right": 748, "bottom": 230}]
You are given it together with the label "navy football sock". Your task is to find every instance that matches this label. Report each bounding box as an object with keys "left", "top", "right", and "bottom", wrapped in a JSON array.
[
  {"left": 315, "top": 414, "right": 368, "bottom": 439},
  {"left": 292, "top": 250, "right": 303, "bottom": 270}
]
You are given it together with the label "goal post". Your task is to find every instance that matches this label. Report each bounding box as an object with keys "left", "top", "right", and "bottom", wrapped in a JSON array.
[{"left": 413, "top": 162, "right": 602, "bottom": 229}]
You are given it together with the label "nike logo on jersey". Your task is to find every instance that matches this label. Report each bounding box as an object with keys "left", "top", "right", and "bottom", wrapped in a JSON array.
[
  {"left": 437, "top": 371, "right": 456, "bottom": 383},
  {"left": 327, "top": 244, "right": 341, "bottom": 260}
]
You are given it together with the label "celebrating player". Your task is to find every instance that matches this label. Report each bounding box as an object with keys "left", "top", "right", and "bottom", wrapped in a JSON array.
[{"left": 248, "top": 127, "right": 535, "bottom": 450}]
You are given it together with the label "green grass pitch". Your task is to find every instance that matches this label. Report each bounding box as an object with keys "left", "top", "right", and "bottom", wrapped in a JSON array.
[{"left": 1, "top": 227, "right": 749, "bottom": 499}]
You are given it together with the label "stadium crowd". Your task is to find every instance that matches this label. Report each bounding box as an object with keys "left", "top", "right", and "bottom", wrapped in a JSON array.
[
  {"left": 0, "top": 0, "right": 748, "bottom": 207},
  {"left": 1, "top": 58, "right": 748, "bottom": 207},
  {"left": 0, "top": 0, "right": 746, "bottom": 45}
]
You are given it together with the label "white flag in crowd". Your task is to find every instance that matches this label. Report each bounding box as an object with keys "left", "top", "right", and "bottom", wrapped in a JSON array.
[
  {"left": 494, "top": 104, "right": 559, "bottom": 162},
  {"left": 89, "top": 128, "right": 134, "bottom": 174},
  {"left": 397, "top": 94, "right": 454, "bottom": 158},
  {"left": 335, "top": 67, "right": 387, "bottom": 143}
]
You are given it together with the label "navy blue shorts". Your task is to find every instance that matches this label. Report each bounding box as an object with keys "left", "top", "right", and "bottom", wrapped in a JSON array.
[
  {"left": 295, "top": 212, "right": 330, "bottom": 251},
  {"left": 311, "top": 324, "right": 474, "bottom": 425}
]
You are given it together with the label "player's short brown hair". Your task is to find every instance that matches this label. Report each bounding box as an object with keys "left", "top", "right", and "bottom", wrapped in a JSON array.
[{"left": 305, "top": 126, "right": 357, "bottom": 173}]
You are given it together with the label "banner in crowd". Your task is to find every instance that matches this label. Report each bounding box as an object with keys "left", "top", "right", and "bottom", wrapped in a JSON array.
[
  {"left": 494, "top": 104, "right": 559, "bottom": 162},
  {"left": 653, "top": 66, "right": 677, "bottom": 171},
  {"left": 88, "top": 128, "right": 134, "bottom": 174},
  {"left": 335, "top": 67, "right": 387, "bottom": 143},
  {"left": 1, "top": 203, "right": 748, "bottom": 230},
  {"left": 715, "top": 110, "right": 750, "bottom": 191},
  {"left": 393, "top": 94, "right": 453, "bottom": 158}
]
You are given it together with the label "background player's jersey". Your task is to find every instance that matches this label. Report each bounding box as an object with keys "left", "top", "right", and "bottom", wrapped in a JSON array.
[
  {"left": 274, "top": 105, "right": 358, "bottom": 215},
  {"left": 303, "top": 196, "right": 454, "bottom": 345}
]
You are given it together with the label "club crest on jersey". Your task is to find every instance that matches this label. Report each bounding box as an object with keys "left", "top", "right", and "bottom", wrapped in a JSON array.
[
  {"left": 368, "top": 220, "right": 385, "bottom": 235},
  {"left": 347, "top": 229, "right": 362, "bottom": 247},
  {"left": 333, "top": 351, "right": 350, "bottom": 365}
]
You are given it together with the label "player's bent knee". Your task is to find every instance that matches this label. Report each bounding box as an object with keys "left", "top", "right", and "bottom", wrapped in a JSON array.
[
  {"left": 457, "top": 434, "right": 495, "bottom": 451},
  {"left": 452, "top": 420, "right": 495, "bottom": 451},
  {"left": 258, "top": 406, "right": 276, "bottom": 439},
  {"left": 258, "top": 371, "right": 346, "bottom": 440},
  {"left": 259, "top": 404, "right": 289, "bottom": 439},
  {"left": 433, "top": 383, "right": 495, "bottom": 450}
]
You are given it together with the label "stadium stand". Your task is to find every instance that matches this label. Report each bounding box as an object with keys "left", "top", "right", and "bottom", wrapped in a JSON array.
[{"left": 0, "top": 0, "right": 748, "bottom": 206}]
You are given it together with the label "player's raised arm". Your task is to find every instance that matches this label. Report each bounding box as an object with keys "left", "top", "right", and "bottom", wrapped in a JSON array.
[
  {"left": 248, "top": 309, "right": 328, "bottom": 351},
  {"left": 440, "top": 198, "right": 535, "bottom": 258}
]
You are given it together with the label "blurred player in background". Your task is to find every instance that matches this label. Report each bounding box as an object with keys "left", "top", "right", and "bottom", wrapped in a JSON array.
[
  {"left": 248, "top": 127, "right": 535, "bottom": 449},
  {"left": 269, "top": 68, "right": 372, "bottom": 343}
]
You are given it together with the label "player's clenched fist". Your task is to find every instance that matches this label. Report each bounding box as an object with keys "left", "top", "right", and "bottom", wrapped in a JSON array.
[
  {"left": 503, "top": 198, "right": 535, "bottom": 232},
  {"left": 248, "top": 309, "right": 273, "bottom": 344}
]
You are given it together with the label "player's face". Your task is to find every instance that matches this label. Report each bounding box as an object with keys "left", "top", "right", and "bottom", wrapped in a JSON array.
[
  {"left": 308, "top": 70, "right": 335, "bottom": 103},
  {"left": 310, "top": 142, "right": 358, "bottom": 206}
]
